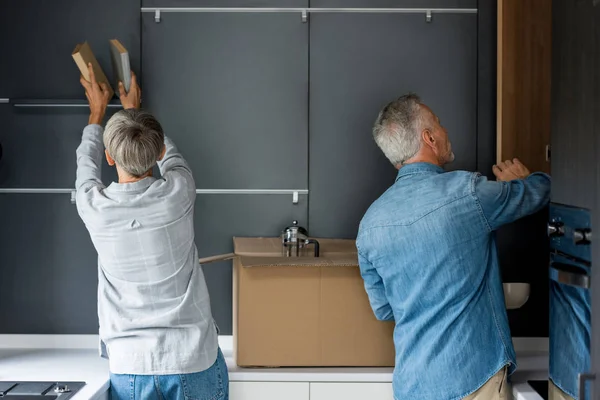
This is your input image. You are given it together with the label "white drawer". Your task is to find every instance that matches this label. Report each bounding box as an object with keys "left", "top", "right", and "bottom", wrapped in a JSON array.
[
  {"left": 229, "top": 382, "right": 310, "bottom": 400},
  {"left": 310, "top": 382, "right": 394, "bottom": 400}
]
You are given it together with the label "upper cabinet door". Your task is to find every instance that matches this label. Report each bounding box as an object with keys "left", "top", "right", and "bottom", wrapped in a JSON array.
[
  {"left": 497, "top": 0, "right": 552, "bottom": 174},
  {"left": 0, "top": 0, "right": 140, "bottom": 100},
  {"left": 308, "top": 11, "right": 477, "bottom": 238},
  {"left": 142, "top": 12, "right": 308, "bottom": 189},
  {"left": 550, "top": 0, "right": 595, "bottom": 209},
  {"left": 312, "top": 0, "right": 475, "bottom": 7},
  {"left": 143, "top": 0, "right": 307, "bottom": 6},
  {"left": 0, "top": 107, "right": 119, "bottom": 188}
]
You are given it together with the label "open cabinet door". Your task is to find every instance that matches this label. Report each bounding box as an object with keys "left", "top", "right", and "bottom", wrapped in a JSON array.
[
  {"left": 592, "top": 1, "right": 600, "bottom": 398},
  {"left": 497, "top": 0, "right": 552, "bottom": 174},
  {"left": 551, "top": 0, "right": 599, "bottom": 399}
]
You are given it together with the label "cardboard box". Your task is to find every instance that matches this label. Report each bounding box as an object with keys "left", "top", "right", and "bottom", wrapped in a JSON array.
[{"left": 231, "top": 237, "right": 395, "bottom": 367}]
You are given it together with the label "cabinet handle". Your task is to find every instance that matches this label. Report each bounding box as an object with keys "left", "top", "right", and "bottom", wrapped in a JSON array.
[
  {"left": 579, "top": 373, "right": 595, "bottom": 400},
  {"left": 13, "top": 103, "right": 123, "bottom": 108},
  {"left": 546, "top": 144, "right": 551, "bottom": 162},
  {"left": 143, "top": 7, "right": 478, "bottom": 23}
]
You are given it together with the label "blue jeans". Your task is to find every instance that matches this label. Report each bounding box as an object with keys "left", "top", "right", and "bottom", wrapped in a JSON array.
[{"left": 110, "top": 348, "right": 229, "bottom": 400}]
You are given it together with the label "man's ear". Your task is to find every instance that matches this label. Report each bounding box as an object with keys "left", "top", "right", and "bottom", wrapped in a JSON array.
[
  {"left": 421, "top": 129, "right": 436, "bottom": 149},
  {"left": 105, "top": 150, "right": 116, "bottom": 166},
  {"left": 157, "top": 144, "right": 166, "bottom": 161}
]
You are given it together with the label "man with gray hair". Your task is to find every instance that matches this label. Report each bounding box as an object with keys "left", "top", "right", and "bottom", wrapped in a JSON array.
[
  {"left": 357, "top": 94, "right": 551, "bottom": 400},
  {"left": 76, "top": 64, "right": 228, "bottom": 400}
]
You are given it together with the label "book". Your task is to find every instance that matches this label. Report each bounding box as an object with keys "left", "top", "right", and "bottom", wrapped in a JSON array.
[
  {"left": 72, "top": 41, "right": 114, "bottom": 98},
  {"left": 109, "top": 39, "right": 131, "bottom": 93}
]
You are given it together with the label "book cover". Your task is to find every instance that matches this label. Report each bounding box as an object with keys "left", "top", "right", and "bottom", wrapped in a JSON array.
[
  {"left": 109, "top": 39, "right": 131, "bottom": 93},
  {"left": 72, "top": 41, "right": 114, "bottom": 98}
]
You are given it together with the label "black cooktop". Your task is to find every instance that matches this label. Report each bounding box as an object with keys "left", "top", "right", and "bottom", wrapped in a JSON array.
[{"left": 0, "top": 382, "right": 85, "bottom": 399}]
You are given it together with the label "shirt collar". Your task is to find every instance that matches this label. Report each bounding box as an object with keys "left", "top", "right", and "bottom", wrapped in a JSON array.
[
  {"left": 107, "top": 176, "right": 156, "bottom": 192},
  {"left": 396, "top": 162, "right": 445, "bottom": 181}
]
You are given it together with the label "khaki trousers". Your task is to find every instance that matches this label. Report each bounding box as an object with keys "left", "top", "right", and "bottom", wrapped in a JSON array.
[
  {"left": 549, "top": 380, "right": 575, "bottom": 400},
  {"left": 462, "top": 368, "right": 512, "bottom": 400}
]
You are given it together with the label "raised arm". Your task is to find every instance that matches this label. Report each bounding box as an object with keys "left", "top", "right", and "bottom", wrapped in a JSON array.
[
  {"left": 76, "top": 63, "right": 111, "bottom": 193},
  {"left": 157, "top": 136, "right": 194, "bottom": 179},
  {"left": 475, "top": 159, "right": 551, "bottom": 231},
  {"left": 75, "top": 124, "right": 105, "bottom": 192}
]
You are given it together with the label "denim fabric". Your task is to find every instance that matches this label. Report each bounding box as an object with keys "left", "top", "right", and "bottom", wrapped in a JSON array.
[
  {"left": 550, "top": 280, "right": 591, "bottom": 400},
  {"left": 110, "top": 348, "right": 229, "bottom": 400},
  {"left": 356, "top": 163, "right": 550, "bottom": 400}
]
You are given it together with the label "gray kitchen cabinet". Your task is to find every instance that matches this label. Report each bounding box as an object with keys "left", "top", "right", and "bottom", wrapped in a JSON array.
[
  {"left": 548, "top": 0, "right": 600, "bottom": 398},
  {"left": 196, "top": 194, "right": 308, "bottom": 334},
  {"left": 311, "top": 0, "right": 476, "bottom": 7},
  {"left": 141, "top": 12, "right": 308, "bottom": 190},
  {"left": 308, "top": 11, "right": 477, "bottom": 238},
  {"left": 0, "top": 0, "right": 140, "bottom": 100},
  {"left": 0, "top": 194, "right": 98, "bottom": 333},
  {"left": 0, "top": 190, "right": 306, "bottom": 335},
  {"left": 143, "top": 0, "right": 307, "bottom": 6},
  {"left": 550, "top": 0, "right": 597, "bottom": 211},
  {"left": 0, "top": 107, "right": 118, "bottom": 188}
]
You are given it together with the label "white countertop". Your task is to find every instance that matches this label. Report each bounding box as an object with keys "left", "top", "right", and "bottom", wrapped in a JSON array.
[
  {"left": 0, "top": 335, "right": 549, "bottom": 400},
  {"left": 0, "top": 348, "right": 109, "bottom": 400}
]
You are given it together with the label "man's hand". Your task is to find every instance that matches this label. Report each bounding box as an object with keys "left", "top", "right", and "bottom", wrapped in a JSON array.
[
  {"left": 493, "top": 158, "right": 531, "bottom": 181},
  {"left": 118, "top": 71, "right": 141, "bottom": 110},
  {"left": 80, "top": 63, "right": 111, "bottom": 125}
]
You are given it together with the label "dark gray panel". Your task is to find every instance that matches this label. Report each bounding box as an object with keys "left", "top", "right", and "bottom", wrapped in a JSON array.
[
  {"left": 144, "top": 0, "right": 307, "bottom": 6},
  {"left": 0, "top": 107, "right": 119, "bottom": 188},
  {"left": 142, "top": 13, "right": 308, "bottom": 189},
  {"left": 551, "top": 0, "right": 598, "bottom": 392},
  {"left": 550, "top": 0, "right": 596, "bottom": 210},
  {"left": 195, "top": 194, "right": 308, "bottom": 334},
  {"left": 0, "top": 194, "right": 98, "bottom": 333},
  {"left": 0, "top": 0, "right": 141, "bottom": 100},
  {"left": 588, "top": 0, "right": 600, "bottom": 394},
  {"left": 497, "top": 210, "right": 550, "bottom": 337},
  {"left": 476, "top": 0, "right": 497, "bottom": 177},
  {"left": 311, "top": 0, "right": 477, "bottom": 8},
  {"left": 309, "top": 13, "right": 478, "bottom": 238}
]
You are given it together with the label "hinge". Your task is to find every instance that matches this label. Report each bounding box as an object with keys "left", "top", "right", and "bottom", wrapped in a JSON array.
[{"left": 426, "top": 10, "right": 432, "bottom": 23}]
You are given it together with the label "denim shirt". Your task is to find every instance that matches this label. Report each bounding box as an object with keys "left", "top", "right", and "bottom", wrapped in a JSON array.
[
  {"left": 550, "top": 277, "right": 591, "bottom": 399},
  {"left": 356, "top": 163, "right": 551, "bottom": 400}
]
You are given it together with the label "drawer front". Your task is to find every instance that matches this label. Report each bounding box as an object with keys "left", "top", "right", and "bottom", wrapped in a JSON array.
[
  {"left": 310, "top": 382, "right": 394, "bottom": 400},
  {"left": 230, "top": 382, "right": 309, "bottom": 400}
]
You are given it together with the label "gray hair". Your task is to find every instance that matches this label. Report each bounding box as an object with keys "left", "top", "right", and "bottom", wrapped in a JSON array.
[
  {"left": 372, "top": 94, "right": 431, "bottom": 166},
  {"left": 104, "top": 109, "right": 165, "bottom": 177}
]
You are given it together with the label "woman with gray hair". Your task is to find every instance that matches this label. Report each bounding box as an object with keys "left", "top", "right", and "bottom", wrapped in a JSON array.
[{"left": 76, "top": 63, "right": 228, "bottom": 400}]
